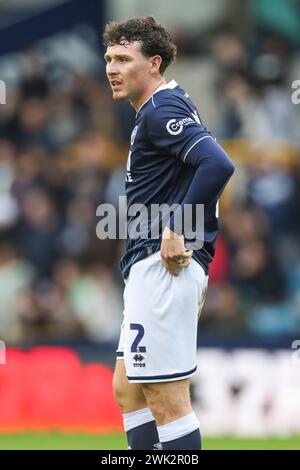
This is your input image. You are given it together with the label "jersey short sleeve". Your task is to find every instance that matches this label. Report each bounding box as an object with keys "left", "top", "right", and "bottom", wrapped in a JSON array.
[{"left": 146, "top": 99, "right": 211, "bottom": 165}]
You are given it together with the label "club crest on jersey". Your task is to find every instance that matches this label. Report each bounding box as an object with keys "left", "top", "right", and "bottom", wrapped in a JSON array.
[{"left": 130, "top": 125, "right": 138, "bottom": 145}]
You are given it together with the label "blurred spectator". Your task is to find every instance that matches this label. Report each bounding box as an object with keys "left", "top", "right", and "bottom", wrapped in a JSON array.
[
  {"left": 247, "top": 163, "right": 298, "bottom": 235},
  {"left": 53, "top": 260, "right": 122, "bottom": 342},
  {"left": 17, "top": 187, "right": 62, "bottom": 277},
  {"left": 231, "top": 238, "right": 284, "bottom": 303},
  {"left": 0, "top": 141, "right": 19, "bottom": 228},
  {"left": 12, "top": 280, "right": 82, "bottom": 343},
  {"left": 0, "top": 240, "right": 34, "bottom": 341},
  {"left": 201, "top": 283, "right": 247, "bottom": 336}
]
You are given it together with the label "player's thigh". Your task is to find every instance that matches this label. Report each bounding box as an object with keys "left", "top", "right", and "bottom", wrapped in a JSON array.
[
  {"left": 113, "top": 359, "right": 147, "bottom": 412},
  {"left": 142, "top": 378, "right": 192, "bottom": 425}
]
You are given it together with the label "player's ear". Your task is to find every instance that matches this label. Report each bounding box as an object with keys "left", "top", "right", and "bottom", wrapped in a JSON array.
[{"left": 149, "top": 55, "right": 162, "bottom": 75}]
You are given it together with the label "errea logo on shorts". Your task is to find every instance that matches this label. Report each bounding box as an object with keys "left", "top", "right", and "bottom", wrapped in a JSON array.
[
  {"left": 133, "top": 353, "right": 146, "bottom": 368},
  {"left": 166, "top": 110, "right": 201, "bottom": 135}
]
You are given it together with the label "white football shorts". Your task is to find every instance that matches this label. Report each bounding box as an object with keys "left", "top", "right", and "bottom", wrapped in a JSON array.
[{"left": 116, "top": 251, "right": 208, "bottom": 383}]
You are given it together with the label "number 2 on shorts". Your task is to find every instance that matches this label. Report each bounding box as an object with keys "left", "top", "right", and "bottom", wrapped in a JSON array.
[{"left": 130, "top": 323, "right": 146, "bottom": 353}]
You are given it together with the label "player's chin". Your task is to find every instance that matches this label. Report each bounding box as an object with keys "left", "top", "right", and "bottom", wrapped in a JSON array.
[{"left": 112, "top": 90, "right": 127, "bottom": 101}]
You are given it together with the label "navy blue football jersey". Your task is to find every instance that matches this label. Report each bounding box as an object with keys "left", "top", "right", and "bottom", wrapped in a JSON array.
[{"left": 120, "top": 80, "right": 220, "bottom": 279}]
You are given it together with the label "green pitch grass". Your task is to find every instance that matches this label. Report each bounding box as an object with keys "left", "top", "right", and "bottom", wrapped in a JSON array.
[{"left": 0, "top": 433, "right": 299, "bottom": 450}]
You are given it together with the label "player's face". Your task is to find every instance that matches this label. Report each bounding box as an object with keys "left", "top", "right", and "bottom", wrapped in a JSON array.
[{"left": 105, "top": 42, "right": 154, "bottom": 106}]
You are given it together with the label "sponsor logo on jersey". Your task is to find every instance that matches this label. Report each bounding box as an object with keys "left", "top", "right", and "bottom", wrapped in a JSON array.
[
  {"left": 166, "top": 110, "right": 201, "bottom": 135},
  {"left": 166, "top": 117, "right": 193, "bottom": 135}
]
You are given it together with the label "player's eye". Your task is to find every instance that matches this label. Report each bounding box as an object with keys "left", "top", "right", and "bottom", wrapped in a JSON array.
[{"left": 119, "top": 57, "right": 128, "bottom": 63}]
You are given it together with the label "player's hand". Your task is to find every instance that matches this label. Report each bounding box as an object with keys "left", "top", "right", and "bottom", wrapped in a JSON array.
[{"left": 160, "top": 226, "right": 193, "bottom": 276}]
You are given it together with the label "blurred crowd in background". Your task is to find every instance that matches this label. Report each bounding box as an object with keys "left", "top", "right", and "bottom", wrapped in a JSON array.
[{"left": 0, "top": 0, "right": 300, "bottom": 346}]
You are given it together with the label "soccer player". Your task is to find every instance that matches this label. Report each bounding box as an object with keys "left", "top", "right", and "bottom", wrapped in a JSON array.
[{"left": 103, "top": 16, "right": 234, "bottom": 450}]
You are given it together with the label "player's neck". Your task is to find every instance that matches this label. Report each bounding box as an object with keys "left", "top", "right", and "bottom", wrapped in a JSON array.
[{"left": 130, "top": 77, "right": 166, "bottom": 112}]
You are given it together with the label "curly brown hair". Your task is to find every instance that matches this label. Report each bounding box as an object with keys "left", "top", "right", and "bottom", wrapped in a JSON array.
[{"left": 103, "top": 16, "right": 177, "bottom": 75}]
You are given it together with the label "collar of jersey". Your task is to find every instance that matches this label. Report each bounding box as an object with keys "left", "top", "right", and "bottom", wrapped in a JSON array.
[{"left": 136, "top": 79, "right": 178, "bottom": 116}]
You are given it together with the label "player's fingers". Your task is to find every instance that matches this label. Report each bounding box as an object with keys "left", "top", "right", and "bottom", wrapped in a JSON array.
[
  {"left": 170, "top": 258, "right": 189, "bottom": 269},
  {"left": 176, "top": 251, "right": 193, "bottom": 262},
  {"left": 173, "top": 251, "right": 193, "bottom": 263},
  {"left": 161, "top": 252, "right": 183, "bottom": 275},
  {"left": 162, "top": 257, "right": 179, "bottom": 276},
  {"left": 178, "top": 259, "right": 190, "bottom": 268},
  {"left": 172, "top": 252, "right": 192, "bottom": 267},
  {"left": 168, "top": 258, "right": 187, "bottom": 272}
]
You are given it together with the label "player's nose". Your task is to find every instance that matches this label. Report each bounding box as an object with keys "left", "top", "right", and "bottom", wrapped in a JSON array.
[{"left": 106, "top": 62, "right": 119, "bottom": 77}]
